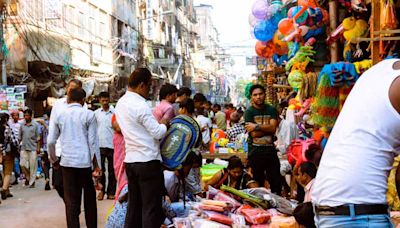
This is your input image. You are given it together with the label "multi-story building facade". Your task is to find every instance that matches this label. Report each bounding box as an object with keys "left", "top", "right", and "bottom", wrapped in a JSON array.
[
  {"left": 137, "top": 0, "right": 197, "bottom": 90},
  {"left": 4, "top": 0, "right": 138, "bottom": 112},
  {"left": 193, "top": 4, "right": 229, "bottom": 103}
]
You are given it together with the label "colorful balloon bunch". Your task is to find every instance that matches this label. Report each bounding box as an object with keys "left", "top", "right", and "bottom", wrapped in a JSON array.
[{"left": 251, "top": 0, "right": 328, "bottom": 67}]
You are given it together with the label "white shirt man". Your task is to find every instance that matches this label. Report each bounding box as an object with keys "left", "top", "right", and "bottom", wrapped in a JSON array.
[
  {"left": 116, "top": 91, "right": 166, "bottom": 162},
  {"left": 115, "top": 68, "right": 167, "bottom": 227},
  {"left": 196, "top": 114, "right": 212, "bottom": 145},
  {"left": 94, "top": 106, "right": 114, "bottom": 149},
  {"left": 312, "top": 59, "right": 400, "bottom": 227}
]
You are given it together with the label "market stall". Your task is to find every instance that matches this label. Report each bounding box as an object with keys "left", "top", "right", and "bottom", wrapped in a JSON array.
[{"left": 189, "top": 0, "right": 400, "bottom": 227}]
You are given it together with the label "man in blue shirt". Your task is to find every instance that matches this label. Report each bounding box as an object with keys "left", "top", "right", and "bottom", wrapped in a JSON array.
[
  {"left": 48, "top": 88, "right": 101, "bottom": 228},
  {"left": 94, "top": 92, "right": 115, "bottom": 200}
]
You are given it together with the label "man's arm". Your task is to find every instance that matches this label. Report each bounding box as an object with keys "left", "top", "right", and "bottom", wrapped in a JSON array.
[
  {"left": 18, "top": 124, "right": 23, "bottom": 143},
  {"left": 36, "top": 124, "right": 42, "bottom": 153},
  {"left": 88, "top": 113, "right": 101, "bottom": 169},
  {"left": 139, "top": 107, "right": 167, "bottom": 140},
  {"left": 47, "top": 119, "right": 60, "bottom": 164},
  {"left": 246, "top": 118, "right": 279, "bottom": 137},
  {"left": 161, "top": 106, "right": 175, "bottom": 123},
  {"left": 389, "top": 74, "right": 400, "bottom": 114}
]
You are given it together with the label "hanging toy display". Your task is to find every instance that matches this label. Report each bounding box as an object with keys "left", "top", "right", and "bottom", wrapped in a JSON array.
[{"left": 311, "top": 73, "right": 340, "bottom": 129}]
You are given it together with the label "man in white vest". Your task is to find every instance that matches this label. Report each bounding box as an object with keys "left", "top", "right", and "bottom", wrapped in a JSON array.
[{"left": 312, "top": 59, "right": 400, "bottom": 227}]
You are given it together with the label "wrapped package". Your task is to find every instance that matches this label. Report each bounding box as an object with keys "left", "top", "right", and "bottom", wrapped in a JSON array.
[
  {"left": 203, "top": 211, "right": 233, "bottom": 226},
  {"left": 214, "top": 191, "right": 242, "bottom": 209},
  {"left": 199, "top": 204, "right": 225, "bottom": 212},
  {"left": 173, "top": 217, "right": 191, "bottom": 228},
  {"left": 193, "top": 219, "right": 231, "bottom": 228},
  {"left": 230, "top": 213, "right": 247, "bottom": 227},
  {"left": 242, "top": 188, "right": 297, "bottom": 215},
  {"left": 270, "top": 216, "right": 300, "bottom": 228},
  {"left": 237, "top": 205, "right": 271, "bottom": 225}
]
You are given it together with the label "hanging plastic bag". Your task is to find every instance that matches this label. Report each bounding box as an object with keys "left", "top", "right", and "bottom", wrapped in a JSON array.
[{"left": 381, "top": 0, "right": 398, "bottom": 30}]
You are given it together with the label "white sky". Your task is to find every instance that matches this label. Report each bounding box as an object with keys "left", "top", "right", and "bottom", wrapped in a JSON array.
[
  {"left": 194, "top": 0, "right": 256, "bottom": 79},
  {"left": 194, "top": 0, "right": 254, "bottom": 51}
]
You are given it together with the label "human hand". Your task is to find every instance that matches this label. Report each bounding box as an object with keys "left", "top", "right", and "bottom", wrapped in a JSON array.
[
  {"left": 245, "top": 123, "right": 257, "bottom": 132},
  {"left": 160, "top": 119, "right": 170, "bottom": 127},
  {"left": 53, "top": 160, "right": 60, "bottom": 170}
]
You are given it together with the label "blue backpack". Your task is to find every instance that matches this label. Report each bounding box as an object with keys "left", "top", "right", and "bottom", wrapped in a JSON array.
[{"left": 160, "top": 115, "right": 202, "bottom": 170}]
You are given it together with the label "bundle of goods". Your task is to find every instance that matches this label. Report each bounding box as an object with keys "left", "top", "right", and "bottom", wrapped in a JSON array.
[{"left": 174, "top": 185, "right": 299, "bottom": 227}]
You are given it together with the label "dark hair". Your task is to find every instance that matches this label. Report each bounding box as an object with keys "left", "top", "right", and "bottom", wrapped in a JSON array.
[
  {"left": 206, "top": 101, "right": 212, "bottom": 106},
  {"left": 98, "top": 91, "right": 110, "bottom": 99},
  {"left": 305, "top": 144, "right": 321, "bottom": 161},
  {"left": 213, "top": 104, "right": 221, "bottom": 110},
  {"left": 69, "top": 88, "right": 87, "bottom": 102},
  {"left": 128, "top": 68, "right": 152, "bottom": 88},
  {"left": 227, "top": 156, "right": 243, "bottom": 170},
  {"left": 177, "top": 87, "right": 192, "bottom": 97},
  {"left": 249, "top": 84, "right": 266, "bottom": 95},
  {"left": 24, "top": 109, "right": 33, "bottom": 116},
  {"left": 0, "top": 113, "right": 9, "bottom": 124},
  {"left": 182, "top": 152, "right": 202, "bottom": 166},
  {"left": 179, "top": 98, "right": 195, "bottom": 114},
  {"left": 159, "top": 83, "right": 178, "bottom": 100},
  {"left": 299, "top": 162, "right": 317, "bottom": 179},
  {"left": 67, "top": 79, "right": 83, "bottom": 88},
  {"left": 193, "top": 93, "right": 207, "bottom": 103},
  {"left": 228, "top": 103, "right": 234, "bottom": 109}
]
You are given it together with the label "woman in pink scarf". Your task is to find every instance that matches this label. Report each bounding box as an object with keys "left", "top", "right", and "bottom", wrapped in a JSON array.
[
  {"left": 106, "top": 114, "right": 128, "bottom": 228},
  {"left": 111, "top": 114, "right": 127, "bottom": 201}
]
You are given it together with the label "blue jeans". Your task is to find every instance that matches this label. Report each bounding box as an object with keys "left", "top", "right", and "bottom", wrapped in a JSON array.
[{"left": 314, "top": 204, "right": 393, "bottom": 228}]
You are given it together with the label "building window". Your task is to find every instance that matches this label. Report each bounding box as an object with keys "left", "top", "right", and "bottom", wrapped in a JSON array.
[
  {"left": 78, "top": 11, "right": 85, "bottom": 38},
  {"left": 88, "top": 4, "right": 97, "bottom": 40},
  {"left": 99, "top": 10, "right": 109, "bottom": 40}
]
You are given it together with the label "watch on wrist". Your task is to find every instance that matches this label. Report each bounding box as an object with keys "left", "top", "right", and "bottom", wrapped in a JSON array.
[{"left": 255, "top": 124, "right": 260, "bottom": 131}]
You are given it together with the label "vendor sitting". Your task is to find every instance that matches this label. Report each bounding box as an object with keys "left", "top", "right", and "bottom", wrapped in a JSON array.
[{"left": 205, "top": 156, "right": 258, "bottom": 190}]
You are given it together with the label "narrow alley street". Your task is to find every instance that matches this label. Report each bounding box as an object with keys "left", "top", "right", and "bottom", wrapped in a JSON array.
[{"left": 0, "top": 178, "right": 113, "bottom": 228}]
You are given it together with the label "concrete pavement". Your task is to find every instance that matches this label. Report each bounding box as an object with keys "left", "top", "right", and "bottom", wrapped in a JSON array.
[{"left": 0, "top": 178, "right": 113, "bottom": 228}]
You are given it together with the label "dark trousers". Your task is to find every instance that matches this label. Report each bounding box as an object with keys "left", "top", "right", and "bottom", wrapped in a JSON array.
[
  {"left": 62, "top": 166, "right": 97, "bottom": 228},
  {"left": 100, "top": 148, "right": 116, "bottom": 195},
  {"left": 125, "top": 160, "right": 165, "bottom": 228},
  {"left": 249, "top": 148, "right": 282, "bottom": 195},
  {"left": 53, "top": 157, "right": 64, "bottom": 199},
  {"left": 42, "top": 151, "right": 50, "bottom": 180}
]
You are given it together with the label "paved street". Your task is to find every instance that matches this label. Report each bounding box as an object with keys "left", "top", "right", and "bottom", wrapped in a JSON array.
[{"left": 0, "top": 177, "right": 113, "bottom": 228}]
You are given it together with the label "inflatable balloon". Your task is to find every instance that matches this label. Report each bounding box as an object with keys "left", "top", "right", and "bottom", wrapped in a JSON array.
[
  {"left": 278, "top": 18, "right": 295, "bottom": 35},
  {"left": 252, "top": 0, "right": 269, "bottom": 19},
  {"left": 298, "top": 0, "right": 319, "bottom": 8},
  {"left": 291, "top": 6, "right": 309, "bottom": 25},
  {"left": 321, "top": 8, "right": 329, "bottom": 23},
  {"left": 254, "top": 20, "right": 275, "bottom": 41},
  {"left": 249, "top": 13, "right": 262, "bottom": 27},
  {"left": 255, "top": 41, "right": 275, "bottom": 58},
  {"left": 288, "top": 70, "right": 305, "bottom": 89},
  {"left": 273, "top": 31, "right": 288, "bottom": 55}
]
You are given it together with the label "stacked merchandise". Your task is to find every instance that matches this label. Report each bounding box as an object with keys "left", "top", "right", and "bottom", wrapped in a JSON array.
[{"left": 173, "top": 186, "right": 298, "bottom": 227}]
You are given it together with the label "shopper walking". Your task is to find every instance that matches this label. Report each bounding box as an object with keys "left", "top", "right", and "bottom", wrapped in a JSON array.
[
  {"left": 115, "top": 68, "right": 167, "bottom": 228},
  {"left": 8, "top": 110, "right": 22, "bottom": 184},
  {"left": 94, "top": 92, "right": 116, "bottom": 200},
  {"left": 48, "top": 88, "right": 101, "bottom": 228},
  {"left": 48, "top": 79, "right": 85, "bottom": 199},
  {"left": 1, "top": 113, "right": 18, "bottom": 200},
  {"left": 19, "top": 109, "right": 41, "bottom": 188}
]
